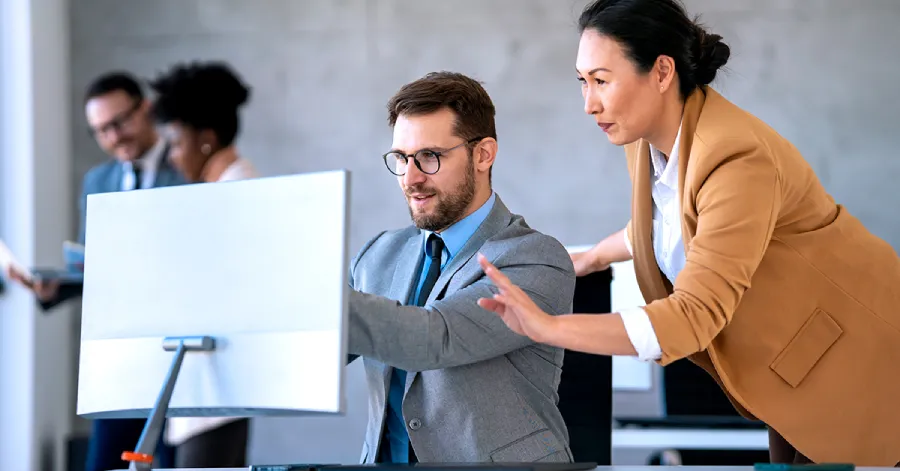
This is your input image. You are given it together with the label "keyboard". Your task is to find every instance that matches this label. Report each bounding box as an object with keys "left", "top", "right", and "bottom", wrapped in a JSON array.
[{"left": 250, "top": 463, "right": 598, "bottom": 471}]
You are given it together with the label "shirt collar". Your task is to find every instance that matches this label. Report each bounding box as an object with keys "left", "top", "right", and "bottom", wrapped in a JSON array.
[
  {"left": 423, "top": 191, "right": 496, "bottom": 262},
  {"left": 649, "top": 119, "right": 683, "bottom": 189},
  {"left": 130, "top": 138, "right": 166, "bottom": 172}
]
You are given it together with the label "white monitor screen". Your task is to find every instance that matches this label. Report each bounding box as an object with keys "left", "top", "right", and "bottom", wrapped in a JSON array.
[{"left": 76, "top": 170, "right": 350, "bottom": 419}]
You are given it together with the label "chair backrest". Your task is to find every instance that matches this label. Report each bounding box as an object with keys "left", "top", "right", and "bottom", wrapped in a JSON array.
[
  {"left": 662, "top": 359, "right": 739, "bottom": 417},
  {"left": 557, "top": 269, "right": 613, "bottom": 465}
]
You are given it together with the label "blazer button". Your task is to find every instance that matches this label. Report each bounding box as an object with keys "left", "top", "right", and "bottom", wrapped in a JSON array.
[{"left": 408, "top": 418, "right": 422, "bottom": 430}]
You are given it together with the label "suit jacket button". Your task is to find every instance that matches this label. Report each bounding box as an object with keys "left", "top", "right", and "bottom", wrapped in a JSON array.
[{"left": 408, "top": 418, "right": 422, "bottom": 430}]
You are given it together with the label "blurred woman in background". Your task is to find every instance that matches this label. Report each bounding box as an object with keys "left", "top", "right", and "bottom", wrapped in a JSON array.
[
  {"left": 150, "top": 60, "right": 258, "bottom": 185},
  {"left": 148, "top": 60, "right": 256, "bottom": 468}
]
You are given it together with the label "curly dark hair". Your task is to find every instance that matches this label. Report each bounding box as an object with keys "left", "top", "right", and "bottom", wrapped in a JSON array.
[{"left": 149, "top": 61, "right": 251, "bottom": 147}]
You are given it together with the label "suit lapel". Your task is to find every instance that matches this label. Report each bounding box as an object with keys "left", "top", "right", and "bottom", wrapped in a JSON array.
[
  {"left": 406, "top": 196, "right": 510, "bottom": 389},
  {"left": 631, "top": 141, "right": 671, "bottom": 303},
  {"left": 676, "top": 87, "right": 708, "bottom": 254},
  {"left": 154, "top": 164, "right": 178, "bottom": 188},
  {"left": 366, "top": 357, "right": 393, "bottom": 407},
  {"left": 631, "top": 86, "right": 709, "bottom": 304},
  {"left": 388, "top": 234, "right": 425, "bottom": 305},
  {"left": 104, "top": 162, "right": 124, "bottom": 192},
  {"left": 388, "top": 234, "right": 424, "bottom": 387},
  {"left": 424, "top": 195, "right": 511, "bottom": 306},
  {"left": 153, "top": 144, "right": 182, "bottom": 188}
]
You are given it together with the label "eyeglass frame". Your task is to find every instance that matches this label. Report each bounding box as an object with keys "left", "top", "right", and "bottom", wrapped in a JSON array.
[
  {"left": 382, "top": 137, "right": 485, "bottom": 176},
  {"left": 87, "top": 99, "right": 143, "bottom": 140}
]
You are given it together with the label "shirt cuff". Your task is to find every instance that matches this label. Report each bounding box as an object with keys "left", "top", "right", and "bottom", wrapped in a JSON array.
[
  {"left": 619, "top": 307, "right": 663, "bottom": 361},
  {"left": 623, "top": 228, "right": 634, "bottom": 257}
]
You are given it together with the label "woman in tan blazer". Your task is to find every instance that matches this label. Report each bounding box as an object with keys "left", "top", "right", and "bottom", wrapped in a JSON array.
[{"left": 476, "top": 0, "right": 900, "bottom": 466}]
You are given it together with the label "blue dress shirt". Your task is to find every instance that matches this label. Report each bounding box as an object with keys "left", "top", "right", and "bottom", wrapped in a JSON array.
[{"left": 382, "top": 192, "right": 497, "bottom": 463}]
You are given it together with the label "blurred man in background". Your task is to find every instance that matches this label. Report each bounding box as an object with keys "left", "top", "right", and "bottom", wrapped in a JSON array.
[{"left": 6, "top": 71, "right": 184, "bottom": 471}]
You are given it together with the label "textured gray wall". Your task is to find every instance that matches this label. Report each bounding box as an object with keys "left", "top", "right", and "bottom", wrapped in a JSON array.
[
  {"left": 70, "top": 0, "right": 900, "bottom": 253},
  {"left": 69, "top": 0, "right": 900, "bottom": 465}
]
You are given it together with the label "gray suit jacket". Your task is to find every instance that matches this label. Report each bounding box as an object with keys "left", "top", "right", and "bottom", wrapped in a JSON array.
[
  {"left": 41, "top": 147, "right": 186, "bottom": 310},
  {"left": 348, "top": 195, "right": 576, "bottom": 463},
  {"left": 76, "top": 148, "right": 185, "bottom": 244}
]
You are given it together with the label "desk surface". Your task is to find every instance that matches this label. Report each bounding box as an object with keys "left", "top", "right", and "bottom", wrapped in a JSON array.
[{"left": 139, "top": 467, "right": 893, "bottom": 471}]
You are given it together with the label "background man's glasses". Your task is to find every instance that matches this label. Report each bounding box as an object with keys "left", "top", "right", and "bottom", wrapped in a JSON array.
[
  {"left": 383, "top": 138, "right": 483, "bottom": 176},
  {"left": 88, "top": 100, "right": 142, "bottom": 139}
]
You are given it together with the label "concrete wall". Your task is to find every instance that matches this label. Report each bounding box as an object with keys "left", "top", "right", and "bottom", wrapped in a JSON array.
[
  {"left": 64, "top": 0, "right": 900, "bottom": 466},
  {"left": 70, "top": 0, "right": 900, "bottom": 253}
]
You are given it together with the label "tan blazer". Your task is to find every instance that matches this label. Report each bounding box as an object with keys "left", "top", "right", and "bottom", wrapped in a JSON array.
[{"left": 624, "top": 86, "right": 900, "bottom": 466}]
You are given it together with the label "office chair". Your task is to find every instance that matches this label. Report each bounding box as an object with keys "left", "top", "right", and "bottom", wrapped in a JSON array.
[{"left": 557, "top": 269, "right": 614, "bottom": 465}]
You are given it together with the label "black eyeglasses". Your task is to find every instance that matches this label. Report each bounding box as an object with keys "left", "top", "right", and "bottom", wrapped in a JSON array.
[
  {"left": 87, "top": 100, "right": 142, "bottom": 139},
  {"left": 383, "top": 138, "right": 484, "bottom": 176}
]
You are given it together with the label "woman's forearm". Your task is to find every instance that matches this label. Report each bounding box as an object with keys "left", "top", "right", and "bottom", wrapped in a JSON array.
[
  {"left": 544, "top": 227, "right": 639, "bottom": 356},
  {"left": 592, "top": 228, "right": 633, "bottom": 268},
  {"left": 542, "top": 312, "right": 638, "bottom": 357}
]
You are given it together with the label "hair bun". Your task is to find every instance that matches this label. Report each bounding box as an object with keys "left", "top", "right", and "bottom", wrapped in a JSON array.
[
  {"left": 226, "top": 83, "right": 250, "bottom": 108},
  {"left": 201, "top": 62, "right": 251, "bottom": 108},
  {"left": 692, "top": 25, "right": 730, "bottom": 86}
]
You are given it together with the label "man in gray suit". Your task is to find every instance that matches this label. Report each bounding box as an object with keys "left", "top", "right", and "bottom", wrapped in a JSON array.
[
  {"left": 348, "top": 71, "right": 576, "bottom": 464},
  {"left": 6, "top": 71, "right": 184, "bottom": 471}
]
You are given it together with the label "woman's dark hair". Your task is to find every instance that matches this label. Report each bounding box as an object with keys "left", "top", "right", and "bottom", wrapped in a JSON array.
[
  {"left": 578, "top": 0, "right": 730, "bottom": 98},
  {"left": 149, "top": 61, "right": 251, "bottom": 147}
]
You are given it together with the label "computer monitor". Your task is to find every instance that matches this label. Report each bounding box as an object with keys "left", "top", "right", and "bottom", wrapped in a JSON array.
[{"left": 76, "top": 170, "right": 351, "bottom": 420}]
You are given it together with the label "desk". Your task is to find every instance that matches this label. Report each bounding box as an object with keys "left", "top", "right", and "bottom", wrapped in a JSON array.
[{"left": 134, "top": 467, "right": 892, "bottom": 471}]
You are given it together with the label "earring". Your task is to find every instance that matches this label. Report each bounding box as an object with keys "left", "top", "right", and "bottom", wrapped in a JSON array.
[{"left": 201, "top": 144, "right": 211, "bottom": 155}]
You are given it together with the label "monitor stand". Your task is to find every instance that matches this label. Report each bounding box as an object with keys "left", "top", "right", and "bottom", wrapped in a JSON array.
[{"left": 120, "top": 336, "right": 216, "bottom": 471}]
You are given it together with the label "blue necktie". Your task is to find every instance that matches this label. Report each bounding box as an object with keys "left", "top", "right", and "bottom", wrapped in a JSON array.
[
  {"left": 133, "top": 165, "right": 143, "bottom": 190},
  {"left": 385, "top": 234, "right": 444, "bottom": 463},
  {"left": 406, "top": 234, "right": 444, "bottom": 462},
  {"left": 416, "top": 234, "right": 445, "bottom": 306}
]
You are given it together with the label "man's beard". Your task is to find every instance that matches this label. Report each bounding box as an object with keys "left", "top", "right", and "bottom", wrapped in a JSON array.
[{"left": 406, "top": 157, "right": 476, "bottom": 232}]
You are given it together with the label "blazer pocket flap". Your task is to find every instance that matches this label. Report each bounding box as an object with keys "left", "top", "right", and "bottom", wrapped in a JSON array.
[
  {"left": 770, "top": 308, "right": 843, "bottom": 388},
  {"left": 489, "top": 429, "right": 566, "bottom": 462}
]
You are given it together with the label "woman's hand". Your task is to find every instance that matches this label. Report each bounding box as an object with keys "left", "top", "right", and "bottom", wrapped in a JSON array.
[
  {"left": 476, "top": 253, "right": 558, "bottom": 343},
  {"left": 571, "top": 249, "right": 608, "bottom": 277},
  {"left": 571, "top": 228, "right": 633, "bottom": 276}
]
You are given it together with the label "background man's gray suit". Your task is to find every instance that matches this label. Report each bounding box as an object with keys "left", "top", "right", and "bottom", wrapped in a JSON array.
[
  {"left": 42, "top": 147, "right": 184, "bottom": 309},
  {"left": 77, "top": 150, "right": 184, "bottom": 243},
  {"left": 347, "top": 195, "right": 576, "bottom": 463}
]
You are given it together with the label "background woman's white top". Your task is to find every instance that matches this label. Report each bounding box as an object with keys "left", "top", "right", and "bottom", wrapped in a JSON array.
[{"left": 164, "top": 155, "right": 259, "bottom": 446}]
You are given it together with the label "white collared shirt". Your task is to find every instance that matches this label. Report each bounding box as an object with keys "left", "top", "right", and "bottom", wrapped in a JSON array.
[
  {"left": 121, "top": 138, "right": 166, "bottom": 191},
  {"left": 619, "top": 124, "right": 685, "bottom": 362},
  {"left": 165, "top": 153, "right": 258, "bottom": 447}
]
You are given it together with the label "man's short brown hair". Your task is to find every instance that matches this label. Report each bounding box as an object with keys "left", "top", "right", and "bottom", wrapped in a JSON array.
[{"left": 387, "top": 71, "right": 497, "bottom": 142}]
